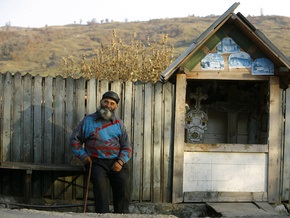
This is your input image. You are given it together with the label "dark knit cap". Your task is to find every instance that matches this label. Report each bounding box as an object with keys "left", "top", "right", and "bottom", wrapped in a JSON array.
[{"left": 102, "top": 91, "right": 120, "bottom": 104}]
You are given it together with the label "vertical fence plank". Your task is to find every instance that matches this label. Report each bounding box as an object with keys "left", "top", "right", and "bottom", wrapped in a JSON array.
[
  {"left": 2, "top": 73, "right": 13, "bottom": 161},
  {"left": 53, "top": 76, "right": 66, "bottom": 199},
  {"left": 75, "top": 77, "right": 86, "bottom": 122},
  {"left": 64, "top": 77, "right": 76, "bottom": 200},
  {"left": 123, "top": 82, "right": 133, "bottom": 131},
  {"left": 43, "top": 76, "right": 53, "bottom": 164},
  {"left": 110, "top": 81, "right": 122, "bottom": 118},
  {"left": 11, "top": 73, "right": 22, "bottom": 162},
  {"left": 123, "top": 82, "right": 133, "bottom": 199},
  {"left": 74, "top": 77, "right": 86, "bottom": 199},
  {"left": 143, "top": 83, "right": 153, "bottom": 201},
  {"left": 33, "top": 75, "right": 43, "bottom": 163},
  {"left": 0, "top": 73, "right": 3, "bottom": 162},
  {"left": 163, "top": 82, "right": 174, "bottom": 202},
  {"left": 87, "top": 78, "right": 97, "bottom": 114},
  {"left": 32, "top": 75, "right": 43, "bottom": 198},
  {"left": 153, "top": 83, "right": 162, "bottom": 202},
  {"left": 22, "top": 74, "right": 33, "bottom": 162},
  {"left": 131, "top": 82, "right": 143, "bottom": 201},
  {"left": 32, "top": 75, "right": 43, "bottom": 197},
  {"left": 43, "top": 76, "right": 53, "bottom": 197},
  {"left": 0, "top": 71, "right": 12, "bottom": 194},
  {"left": 97, "top": 80, "right": 109, "bottom": 103},
  {"left": 54, "top": 76, "right": 65, "bottom": 164},
  {"left": 65, "top": 77, "right": 76, "bottom": 164}
]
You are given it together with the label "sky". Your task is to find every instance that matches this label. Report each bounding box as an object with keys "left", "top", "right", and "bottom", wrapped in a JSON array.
[{"left": 0, "top": 0, "right": 289, "bottom": 28}]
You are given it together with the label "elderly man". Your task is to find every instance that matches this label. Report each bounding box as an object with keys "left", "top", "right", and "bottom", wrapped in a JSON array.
[{"left": 70, "top": 91, "right": 132, "bottom": 213}]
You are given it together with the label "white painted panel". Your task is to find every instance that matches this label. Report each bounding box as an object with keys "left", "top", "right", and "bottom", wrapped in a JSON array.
[{"left": 183, "top": 152, "right": 267, "bottom": 192}]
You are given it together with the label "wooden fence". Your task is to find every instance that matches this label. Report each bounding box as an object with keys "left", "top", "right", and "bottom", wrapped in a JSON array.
[{"left": 0, "top": 72, "right": 175, "bottom": 203}]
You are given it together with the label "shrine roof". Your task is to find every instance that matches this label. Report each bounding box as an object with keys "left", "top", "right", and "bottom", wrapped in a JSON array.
[{"left": 160, "top": 2, "right": 290, "bottom": 83}]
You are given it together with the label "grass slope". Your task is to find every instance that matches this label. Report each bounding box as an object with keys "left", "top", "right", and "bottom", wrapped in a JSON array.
[{"left": 0, "top": 15, "right": 289, "bottom": 77}]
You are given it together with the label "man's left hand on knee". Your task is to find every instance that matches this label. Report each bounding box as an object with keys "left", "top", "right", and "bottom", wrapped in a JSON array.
[{"left": 112, "top": 160, "right": 123, "bottom": 172}]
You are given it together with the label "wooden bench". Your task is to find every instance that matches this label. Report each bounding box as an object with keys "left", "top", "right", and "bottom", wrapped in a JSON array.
[{"left": 0, "top": 162, "right": 85, "bottom": 202}]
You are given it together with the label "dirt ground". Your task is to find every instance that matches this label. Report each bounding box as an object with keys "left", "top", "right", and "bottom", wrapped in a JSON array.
[
  {"left": 0, "top": 208, "right": 179, "bottom": 218},
  {"left": 0, "top": 195, "right": 216, "bottom": 218},
  {"left": 0, "top": 195, "right": 289, "bottom": 218}
]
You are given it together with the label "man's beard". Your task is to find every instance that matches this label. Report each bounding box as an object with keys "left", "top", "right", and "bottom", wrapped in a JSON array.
[{"left": 99, "top": 107, "right": 115, "bottom": 121}]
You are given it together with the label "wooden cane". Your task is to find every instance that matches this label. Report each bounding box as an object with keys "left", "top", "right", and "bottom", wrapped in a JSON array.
[{"left": 83, "top": 161, "right": 92, "bottom": 213}]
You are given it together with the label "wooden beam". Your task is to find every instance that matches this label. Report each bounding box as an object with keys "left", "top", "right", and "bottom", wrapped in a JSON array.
[
  {"left": 0, "top": 162, "right": 84, "bottom": 171},
  {"left": 186, "top": 71, "right": 270, "bottom": 81},
  {"left": 185, "top": 143, "right": 268, "bottom": 153},
  {"left": 172, "top": 74, "right": 186, "bottom": 203},
  {"left": 184, "top": 191, "right": 267, "bottom": 202}
]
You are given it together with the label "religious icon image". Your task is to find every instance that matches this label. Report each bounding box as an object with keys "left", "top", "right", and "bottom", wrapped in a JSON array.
[
  {"left": 217, "top": 37, "right": 240, "bottom": 53},
  {"left": 228, "top": 51, "right": 251, "bottom": 68},
  {"left": 201, "top": 53, "right": 224, "bottom": 70},
  {"left": 252, "top": 58, "right": 274, "bottom": 75}
]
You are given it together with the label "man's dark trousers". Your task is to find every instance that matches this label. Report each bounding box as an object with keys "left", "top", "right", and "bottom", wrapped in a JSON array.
[{"left": 90, "top": 159, "right": 130, "bottom": 213}]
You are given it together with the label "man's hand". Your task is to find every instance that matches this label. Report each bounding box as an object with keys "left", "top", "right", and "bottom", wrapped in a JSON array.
[
  {"left": 112, "top": 160, "right": 123, "bottom": 172},
  {"left": 83, "top": 156, "right": 92, "bottom": 166}
]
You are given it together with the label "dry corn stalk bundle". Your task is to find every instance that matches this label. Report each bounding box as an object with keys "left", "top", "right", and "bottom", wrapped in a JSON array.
[{"left": 62, "top": 30, "right": 174, "bottom": 83}]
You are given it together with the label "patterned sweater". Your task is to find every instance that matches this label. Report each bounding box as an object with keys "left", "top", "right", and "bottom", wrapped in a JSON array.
[{"left": 70, "top": 111, "right": 132, "bottom": 164}]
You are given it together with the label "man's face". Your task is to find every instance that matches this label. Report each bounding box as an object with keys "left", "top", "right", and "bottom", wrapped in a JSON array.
[{"left": 100, "top": 98, "right": 118, "bottom": 111}]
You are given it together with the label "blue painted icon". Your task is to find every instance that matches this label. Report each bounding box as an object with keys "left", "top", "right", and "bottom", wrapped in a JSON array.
[
  {"left": 201, "top": 53, "right": 224, "bottom": 70},
  {"left": 252, "top": 58, "right": 274, "bottom": 75},
  {"left": 228, "top": 52, "right": 251, "bottom": 68},
  {"left": 217, "top": 37, "right": 240, "bottom": 54}
]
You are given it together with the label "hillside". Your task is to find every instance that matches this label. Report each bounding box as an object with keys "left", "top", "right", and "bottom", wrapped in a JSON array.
[{"left": 0, "top": 15, "right": 289, "bottom": 77}]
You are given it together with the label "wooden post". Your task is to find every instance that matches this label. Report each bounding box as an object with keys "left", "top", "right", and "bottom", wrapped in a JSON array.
[
  {"left": 172, "top": 73, "right": 186, "bottom": 203},
  {"left": 285, "top": 88, "right": 290, "bottom": 203},
  {"left": 268, "top": 76, "right": 282, "bottom": 203}
]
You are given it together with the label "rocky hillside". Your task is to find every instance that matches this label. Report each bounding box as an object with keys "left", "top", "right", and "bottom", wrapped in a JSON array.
[{"left": 0, "top": 15, "right": 289, "bottom": 77}]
